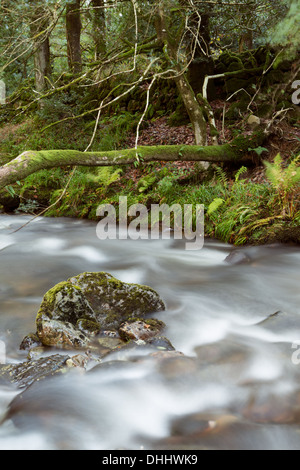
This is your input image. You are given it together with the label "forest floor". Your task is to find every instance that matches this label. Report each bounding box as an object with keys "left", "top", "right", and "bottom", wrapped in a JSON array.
[{"left": 122, "top": 109, "right": 300, "bottom": 186}]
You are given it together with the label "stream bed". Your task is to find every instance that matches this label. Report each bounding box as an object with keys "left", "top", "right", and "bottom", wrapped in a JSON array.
[{"left": 0, "top": 214, "right": 300, "bottom": 450}]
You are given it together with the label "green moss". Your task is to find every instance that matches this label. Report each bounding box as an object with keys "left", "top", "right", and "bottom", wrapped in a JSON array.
[
  {"left": 256, "top": 103, "right": 273, "bottom": 118},
  {"left": 226, "top": 99, "right": 249, "bottom": 121},
  {"left": 227, "top": 58, "right": 244, "bottom": 72},
  {"left": 242, "top": 51, "right": 258, "bottom": 69},
  {"left": 264, "top": 70, "right": 285, "bottom": 87},
  {"left": 168, "top": 102, "right": 190, "bottom": 126},
  {"left": 76, "top": 318, "right": 101, "bottom": 336},
  {"left": 210, "top": 125, "right": 220, "bottom": 137},
  {"left": 225, "top": 78, "right": 248, "bottom": 94},
  {"left": 68, "top": 272, "right": 166, "bottom": 330},
  {"left": 36, "top": 281, "right": 96, "bottom": 327}
]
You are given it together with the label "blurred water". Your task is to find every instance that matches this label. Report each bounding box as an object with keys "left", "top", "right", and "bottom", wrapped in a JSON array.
[{"left": 0, "top": 214, "right": 300, "bottom": 450}]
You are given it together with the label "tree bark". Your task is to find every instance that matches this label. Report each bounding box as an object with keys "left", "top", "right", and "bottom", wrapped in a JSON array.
[
  {"left": 184, "top": 8, "right": 215, "bottom": 98},
  {"left": 0, "top": 131, "right": 266, "bottom": 190},
  {"left": 66, "top": 0, "right": 82, "bottom": 74},
  {"left": 154, "top": 1, "right": 208, "bottom": 147},
  {"left": 33, "top": 39, "right": 51, "bottom": 93},
  {"left": 92, "top": 0, "right": 106, "bottom": 60},
  {"left": 30, "top": 4, "right": 51, "bottom": 94},
  {"left": 174, "top": 73, "right": 208, "bottom": 146}
]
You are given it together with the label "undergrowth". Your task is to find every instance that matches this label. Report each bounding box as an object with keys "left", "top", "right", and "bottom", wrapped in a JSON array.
[
  {"left": 39, "top": 154, "right": 299, "bottom": 246},
  {"left": 1, "top": 107, "right": 299, "bottom": 245}
]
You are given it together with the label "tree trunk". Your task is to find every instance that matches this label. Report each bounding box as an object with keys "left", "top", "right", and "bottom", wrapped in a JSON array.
[
  {"left": 239, "top": 31, "right": 253, "bottom": 53},
  {"left": 92, "top": 0, "right": 106, "bottom": 60},
  {"left": 33, "top": 39, "right": 51, "bottom": 94},
  {"left": 186, "top": 10, "right": 216, "bottom": 100},
  {"left": 30, "top": 4, "right": 51, "bottom": 94},
  {"left": 154, "top": 1, "right": 208, "bottom": 147},
  {"left": 174, "top": 73, "right": 207, "bottom": 146},
  {"left": 0, "top": 131, "right": 266, "bottom": 190},
  {"left": 66, "top": 0, "right": 82, "bottom": 74}
]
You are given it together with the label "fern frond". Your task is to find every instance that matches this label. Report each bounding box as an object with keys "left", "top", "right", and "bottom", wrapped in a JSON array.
[
  {"left": 207, "top": 197, "right": 225, "bottom": 215},
  {"left": 234, "top": 166, "right": 248, "bottom": 183},
  {"left": 86, "top": 167, "right": 122, "bottom": 188},
  {"left": 214, "top": 166, "right": 229, "bottom": 187},
  {"left": 138, "top": 175, "right": 157, "bottom": 193},
  {"left": 264, "top": 154, "right": 283, "bottom": 190},
  {"left": 284, "top": 155, "right": 300, "bottom": 190}
]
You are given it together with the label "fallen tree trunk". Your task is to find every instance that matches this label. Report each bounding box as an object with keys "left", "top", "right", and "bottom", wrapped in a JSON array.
[{"left": 0, "top": 131, "right": 266, "bottom": 189}]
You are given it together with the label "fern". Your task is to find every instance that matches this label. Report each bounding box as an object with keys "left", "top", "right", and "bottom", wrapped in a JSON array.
[
  {"left": 5, "top": 185, "right": 16, "bottom": 197},
  {"left": 86, "top": 167, "right": 122, "bottom": 189},
  {"left": 237, "top": 206, "right": 258, "bottom": 224},
  {"left": 264, "top": 154, "right": 300, "bottom": 217},
  {"left": 265, "top": 154, "right": 300, "bottom": 191},
  {"left": 207, "top": 197, "right": 225, "bottom": 215},
  {"left": 214, "top": 166, "right": 229, "bottom": 187},
  {"left": 215, "top": 218, "right": 236, "bottom": 242},
  {"left": 157, "top": 176, "right": 176, "bottom": 196},
  {"left": 102, "top": 168, "right": 122, "bottom": 189},
  {"left": 264, "top": 154, "right": 285, "bottom": 190},
  {"left": 284, "top": 155, "right": 300, "bottom": 190},
  {"left": 238, "top": 215, "right": 283, "bottom": 236},
  {"left": 234, "top": 166, "right": 248, "bottom": 183},
  {"left": 138, "top": 175, "right": 157, "bottom": 193}
]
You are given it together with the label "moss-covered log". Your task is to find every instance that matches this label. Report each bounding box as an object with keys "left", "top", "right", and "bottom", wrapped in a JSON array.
[{"left": 0, "top": 131, "right": 266, "bottom": 189}]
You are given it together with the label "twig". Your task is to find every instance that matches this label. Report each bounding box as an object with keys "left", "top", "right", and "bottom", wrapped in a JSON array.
[
  {"left": 227, "top": 88, "right": 251, "bottom": 102},
  {"left": 222, "top": 103, "right": 226, "bottom": 140},
  {"left": 202, "top": 73, "right": 225, "bottom": 100},
  {"left": 135, "top": 75, "right": 157, "bottom": 156},
  {"left": 84, "top": 101, "right": 104, "bottom": 152}
]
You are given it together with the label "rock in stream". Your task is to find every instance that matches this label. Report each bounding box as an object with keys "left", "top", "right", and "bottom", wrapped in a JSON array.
[
  {"left": 26, "top": 271, "right": 166, "bottom": 350},
  {"left": 6, "top": 272, "right": 172, "bottom": 390}
]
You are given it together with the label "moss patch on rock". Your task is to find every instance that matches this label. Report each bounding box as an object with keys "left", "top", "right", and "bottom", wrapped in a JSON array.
[{"left": 68, "top": 272, "right": 166, "bottom": 329}]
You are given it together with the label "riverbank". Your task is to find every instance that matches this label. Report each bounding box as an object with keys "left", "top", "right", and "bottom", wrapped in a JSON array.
[
  {"left": 0, "top": 115, "right": 299, "bottom": 246},
  {"left": 0, "top": 54, "right": 299, "bottom": 250}
]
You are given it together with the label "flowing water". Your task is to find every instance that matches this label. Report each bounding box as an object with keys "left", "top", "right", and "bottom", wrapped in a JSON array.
[{"left": 0, "top": 214, "right": 300, "bottom": 450}]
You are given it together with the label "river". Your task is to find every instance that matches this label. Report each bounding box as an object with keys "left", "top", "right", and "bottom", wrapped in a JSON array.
[{"left": 0, "top": 214, "right": 300, "bottom": 450}]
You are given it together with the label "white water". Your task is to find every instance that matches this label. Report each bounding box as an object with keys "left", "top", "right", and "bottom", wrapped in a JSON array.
[{"left": 0, "top": 214, "right": 300, "bottom": 450}]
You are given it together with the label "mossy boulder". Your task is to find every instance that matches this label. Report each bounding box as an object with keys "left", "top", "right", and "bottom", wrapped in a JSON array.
[
  {"left": 34, "top": 272, "right": 166, "bottom": 349},
  {"left": 225, "top": 78, "right": 248, "bottom": 95},
  {"left": 226, "top": 100, "right": 249, "bottom": 121}
]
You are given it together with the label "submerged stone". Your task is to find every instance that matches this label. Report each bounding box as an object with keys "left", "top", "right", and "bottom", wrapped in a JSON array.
[
  {"left": 20, "top": 333, "right": 41, "bottom": 351},
  {"left": 225, "top": 250, "right": 251, "bottom": 265},
  {"left": 119, "top": 319, "right": 165, "bottom": 342},
  {"left": 0, "top": 355, "right": 70, "bottom": 389}
]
